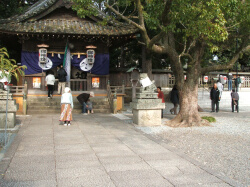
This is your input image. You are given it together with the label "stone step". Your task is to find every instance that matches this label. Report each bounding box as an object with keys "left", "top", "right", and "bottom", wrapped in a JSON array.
[
  {"left": 27, "top": 96, "right": 108, "bottom": 102},
  {"left": 27, "top": 104, "right": 110, "bottom": 110},
  {"left": 27, "top": 100, "right": 110, "bottom": 106},
  {"left": 26, "top": 95, "right": 111, "bottom": 114},
  {"left": 27, "top": 108, "right": 111, "bottom": 114}
]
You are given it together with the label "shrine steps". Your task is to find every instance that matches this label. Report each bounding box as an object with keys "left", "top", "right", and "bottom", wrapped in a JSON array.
[{"left": 26, "top": 95, "right": 111, "bottom": 114}]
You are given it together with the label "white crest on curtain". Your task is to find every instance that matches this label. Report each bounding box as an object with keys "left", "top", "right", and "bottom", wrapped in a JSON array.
[
  {"left": 79, "top": 58, "right": 94, "bottom": 71},
  {"left": 38, "top": 57, "right": 53, "bottom": 70}
]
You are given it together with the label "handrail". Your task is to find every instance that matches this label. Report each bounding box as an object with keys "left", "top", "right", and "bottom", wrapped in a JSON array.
[{"left": 9, "top": 85, "right": 25, "bottom": 93}]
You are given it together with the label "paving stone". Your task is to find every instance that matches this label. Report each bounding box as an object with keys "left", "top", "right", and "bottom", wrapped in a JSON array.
[
  {"left": 139, "top": 152, "right": 180, "bottom": 161},
  {"left": 87, "top": 138, "right": 122, "bottom": 144},
  {"left": 55, "top": 147, "right": 93, "bottom": 155},
  {"left": 102, "top": 161, "right": 152, "bottom": 172},
  {"left": 176, "top": 182, "right": 231, "bottom": 187},
  {"left": 146, "top": 158, "right": 194, "bottom": 168},
  {"left": 89, "top": 142, "right": 125, "bottom": 148},
  {"left": 108, "top": 169, "right": 162, "bottom": 181},
  {"left": 54, "top": 139, "right": 86, "bottom": 145},
  {"left": 14, "top": 148, "right": 54, "bottom": 157},
  {"left": 96, "top": 149, "right": 137, "bottom": 158},
  {"left": 57, "top": 175, "right": 115, "bottom": 187},
  {"left": 54, "top": 143, "right": 91, "bottom": 150},
  {"left": 56, "top": 167, "right": 107, "bottom": 179},
  {"left": 91, "top": 145, "right": 132, "bottom": 153},
  {"left": 0, "top": 179, "right": 57, "bottom": 187},
  {"left": 164, "top": 173, "right": 222, "bottom": 186},
  {"left": 56, "top": 153, "right": 98, "bottom": 162},
  {"left": 10, "top": 155, "right": 55, "bottom": 165},
  {"left": 99, "top": 155, "right": 143, "bottom": 164},
  {"left": 112, "top": 177, "right": 174, "bottom": 187},
  {"left": 4, "top": 166, "right": 56, "bottom": 181},
  {"left": 8, "top": 161, "right": 55, "bottom": 172},
  {"left": 56, "top": 159, "right": 101, "bottom": 169}
]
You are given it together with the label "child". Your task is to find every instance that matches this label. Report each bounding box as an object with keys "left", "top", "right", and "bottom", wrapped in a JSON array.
[{"left": 86, "top": 99, "right": 93, "bottom": 114}]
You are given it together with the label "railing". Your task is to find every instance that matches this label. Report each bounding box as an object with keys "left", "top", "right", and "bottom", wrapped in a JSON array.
[
  {"left": 54, "top": 79, "right": 87, "bottom": 91},
  {"left": 107, "top": 81, "right": 125, "bottom": 113},
  {"left": 70, "top": 79, "right": 87, "bottom": 91},
  {"left": 9, "top": 82, "right": 28, "bottom": 95}
]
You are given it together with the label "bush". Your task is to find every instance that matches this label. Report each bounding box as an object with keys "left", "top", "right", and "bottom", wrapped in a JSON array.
[{"left": 202, "top": 116, "right": 216, "bottom": 123}]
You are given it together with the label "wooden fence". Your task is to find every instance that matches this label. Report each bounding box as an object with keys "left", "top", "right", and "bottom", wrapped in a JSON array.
[{"left": 109, "top": 72, "right": 250, "bottom": 89}]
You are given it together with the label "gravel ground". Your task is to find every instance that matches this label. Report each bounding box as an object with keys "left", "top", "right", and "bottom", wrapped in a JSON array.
[{"left": 134, "top": 107, "right": 250, "bottom": 186}]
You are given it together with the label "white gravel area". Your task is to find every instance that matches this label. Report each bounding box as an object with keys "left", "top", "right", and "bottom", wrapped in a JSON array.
[{"left": 136, "top": 111, "right": 250, "bottom": 186}]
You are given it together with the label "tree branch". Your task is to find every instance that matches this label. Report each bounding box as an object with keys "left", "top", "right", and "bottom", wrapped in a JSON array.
[
  {"left": 162, "top": 0, "right": 173, "bottom": 26},
  {"left": 135, "top": 0, "right": 145, "bottom": 28},
  {"left": 148, "top": 31, "right": 166, "bottom": 49},
  {"left": 201, "top": 43, "right": 250, "bottom": 74},
  {"left": 104, "top": 2, "right": 144, "bottom": 31}
]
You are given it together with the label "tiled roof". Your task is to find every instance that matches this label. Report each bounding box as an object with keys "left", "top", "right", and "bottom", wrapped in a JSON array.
[
  {"left": 0, "top": 19, "right": 137, "bottom": 36},
  {"left": 0, "top": 0, "right": 138, "bottom": 36}
]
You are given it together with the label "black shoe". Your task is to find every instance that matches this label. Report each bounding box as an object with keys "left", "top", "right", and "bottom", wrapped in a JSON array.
[{"left": 210, "top": 111, "right": 215, "bottom": 113}]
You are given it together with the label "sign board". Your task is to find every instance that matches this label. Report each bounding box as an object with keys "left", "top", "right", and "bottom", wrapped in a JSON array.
[
  {"left": 33, "top": 77, "right": 41, "bottom": 88},
  {"left": 220, "top": 75, "right": 226, "bottom": 84},
  {"left": 87, "top": 49, "right": 95, "bottom": 64},
  {"left": 204, "top": 76, "right": 208, "bottom": 83},
  {"left": 184, "top": 75, "right": 186, "bottom": 80},
  {"left": 92, "top": 77, "right": 100, "bottom": 88},
  {"left": 39, "top": 48, "right": 47, "bottom": 63},
  {"left": 240, "top": 76, "right": 245, "bottom": 84}
]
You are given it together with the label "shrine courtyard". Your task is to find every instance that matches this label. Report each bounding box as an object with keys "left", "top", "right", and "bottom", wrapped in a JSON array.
[{"left": 0, "top": 111, "right": 246, "bottom": 187}]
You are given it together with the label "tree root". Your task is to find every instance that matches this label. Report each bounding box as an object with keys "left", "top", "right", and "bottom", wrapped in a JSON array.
[{"left": 165, "top": 116, "right": 211, "bottom": 127}]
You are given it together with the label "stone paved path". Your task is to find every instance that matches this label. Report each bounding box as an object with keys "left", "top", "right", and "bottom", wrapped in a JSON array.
[{"left": 0, "top": 114, "right": 238, "bottom": 186}]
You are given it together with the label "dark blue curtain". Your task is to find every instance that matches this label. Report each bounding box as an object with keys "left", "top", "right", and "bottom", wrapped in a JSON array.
[{"left": 21, "top": 51, "right": 109, "bottom": 75}]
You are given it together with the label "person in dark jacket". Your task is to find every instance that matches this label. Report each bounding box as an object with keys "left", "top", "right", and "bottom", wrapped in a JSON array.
[
  {"left": 231, "top": 89, "right": 239, "bottom": 113},
  {"left": 170, "top": 85, "right": 179, "bottom": 115},
  {"left": 77, "top": 92, "right": 95, "bottom": 115},
  {"left": 57, "top": 64, "right": 67, "bottom": 95},
  {"left": 235, "top": 76, "right": 241, "bottom": 92},
  {"left": 210, "top": 83, "right": 221, "bottom": 112},
  {"left": 227, "top": 73, "right": 233, "bottom": 91}
]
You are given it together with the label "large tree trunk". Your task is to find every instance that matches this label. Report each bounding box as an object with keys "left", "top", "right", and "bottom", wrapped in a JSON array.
[
  {"left": 165, "top": 41, "right": 210, "bottom": 127},
  {"left": 142, "top": 46, "right": 152, "bottom": 79},
  {"left": 167, "top": 82, "right": 210, "bottom": 127}
]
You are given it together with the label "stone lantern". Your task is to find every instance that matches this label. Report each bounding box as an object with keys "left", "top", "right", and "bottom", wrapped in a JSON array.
[{"left": 130, "top": 73, "right": 165, "bottom": 126}]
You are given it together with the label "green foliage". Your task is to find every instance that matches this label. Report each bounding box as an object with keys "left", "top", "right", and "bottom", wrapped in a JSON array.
[
  {"left": 202, "top": 116, "right": 216, "bottom": 123},
  {"left": 72, "top": 0, "right": 100, "bottom": 18},
  {"left": 0, "top": 0, "right": 39, "bottom": 19},
  {"left": 72, "top": 0, "right": 249, "bottom": 53},
  {"left": 0, "top": 47, "right": 26, "bottom": 82}
]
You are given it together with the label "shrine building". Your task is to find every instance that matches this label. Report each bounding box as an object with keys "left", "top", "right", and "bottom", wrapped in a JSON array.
[{"left": 0, "top": 0, "right": 138, "bottom": 91}]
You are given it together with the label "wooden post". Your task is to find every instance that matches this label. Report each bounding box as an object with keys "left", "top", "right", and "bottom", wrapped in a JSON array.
[
  {"left": 23, "top": 81, "right": 27, "bottom": 115},
  {"left": 122, "top": 80, "right": 125, "bottom": 94},
  {"left": 24, "top": 81, "right": 28, "bottom": 96}
]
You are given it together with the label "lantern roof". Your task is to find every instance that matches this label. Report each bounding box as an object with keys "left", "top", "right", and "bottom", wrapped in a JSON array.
[{"left": 0, "top": 0, "right": 138, "bottom": 36}]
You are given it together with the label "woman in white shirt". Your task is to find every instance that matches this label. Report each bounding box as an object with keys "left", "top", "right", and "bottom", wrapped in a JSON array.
[
  {"left": 60, "top": 87, "right": 74, "bottom": 126},
  {"left": 45, "top": 70, "right": 55, "bottom": 98}
]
